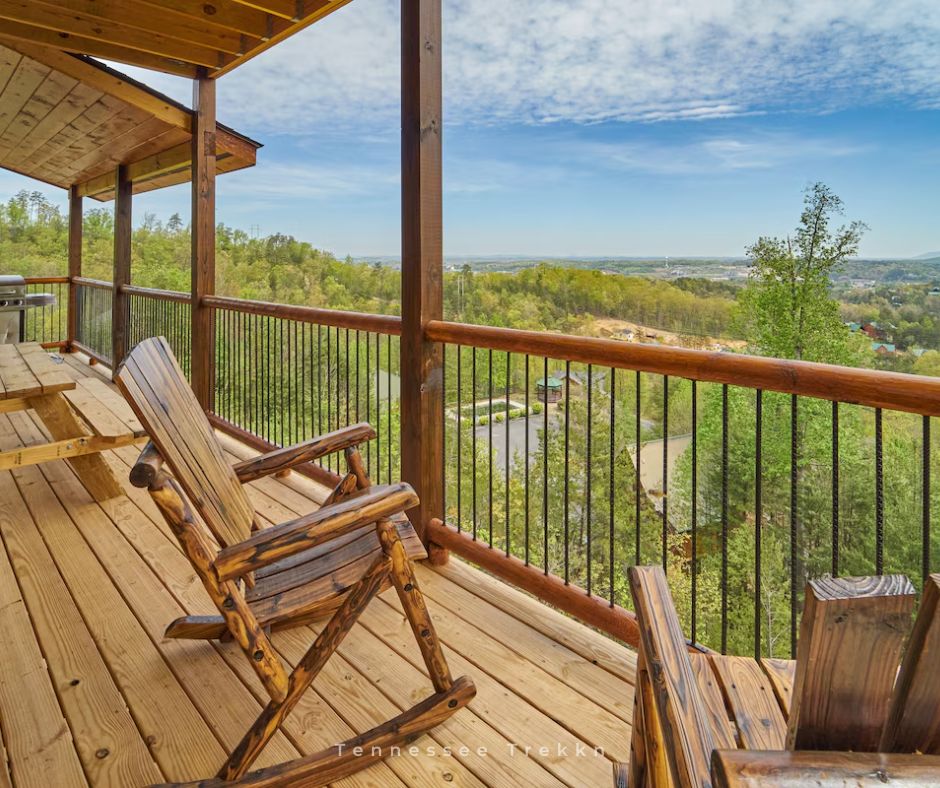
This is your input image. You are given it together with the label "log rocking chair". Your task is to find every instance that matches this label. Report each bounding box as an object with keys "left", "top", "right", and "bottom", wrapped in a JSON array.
[{"left": 114, "top": 336, "right": 475, "bottom": 786}]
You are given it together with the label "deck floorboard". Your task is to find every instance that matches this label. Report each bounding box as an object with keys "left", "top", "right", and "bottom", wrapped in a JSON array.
[{"left": 0, "top": 354, "right": 636, "bottom": 786}]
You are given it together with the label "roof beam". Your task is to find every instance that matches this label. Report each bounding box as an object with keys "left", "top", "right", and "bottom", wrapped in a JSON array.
[
  {"left": 214, "top": 0, "right": 353, "bottom": 77},
  {"left": 230, "top": 0, "right": 299, "bottom": 21},
  {"left": 76, "top": 128, "right": 255, "bottom": 197},
  {"left": 0, "top": 1, "right": 224, "bottom": 69},
  {"left": 32, "top": 0, "right": 252, "bottom": 57},
  {"left": 130, "top": 0, "right": 271, "bottom": 39},
  {"left": 0, "top": 22, "right": 199, "bottom": 78},
  {"left": 0, "top": 42, "right": 192, "bottom": 129}
]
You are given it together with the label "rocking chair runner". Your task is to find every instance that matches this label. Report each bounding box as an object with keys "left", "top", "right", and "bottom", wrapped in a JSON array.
[{"left": 114, "top": 337, "right": 475, "bottom": 786}]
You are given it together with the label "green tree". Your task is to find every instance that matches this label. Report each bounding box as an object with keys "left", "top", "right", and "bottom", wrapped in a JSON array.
[{"left": 736, "top": 183, "right": 866, "bottom": 363}]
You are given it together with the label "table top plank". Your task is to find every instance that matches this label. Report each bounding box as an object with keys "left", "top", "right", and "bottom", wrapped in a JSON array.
[
  {"left": 17, "top": 344, "right": 73, "bottom": 394},
  {"left": 0, "top": 344, "right": 73, "bottom": 400},
  {"left": 0, "top": 344, "right": 43, "bottom": 399}
]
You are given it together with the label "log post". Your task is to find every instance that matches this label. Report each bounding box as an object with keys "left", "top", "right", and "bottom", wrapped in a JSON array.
[
  {"left": 400, "top": 0, "right": 446, "bottom": 563},
  {"left": 191, "top": 67, "right": 216, "bottom": 411},
  {"left": 111, "top": 164, "right": 131, "bottom": 367},
  {"left": 67, "top": 184, "right": 82, "bottom": 350}
]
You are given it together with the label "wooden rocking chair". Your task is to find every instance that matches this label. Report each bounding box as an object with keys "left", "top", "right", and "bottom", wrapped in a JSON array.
[
  {"left": 620, "top": 565, "right": 940, "bottom": 787},
  {"left": 114, "top": 336, "right": 475, "bottom": 786}
]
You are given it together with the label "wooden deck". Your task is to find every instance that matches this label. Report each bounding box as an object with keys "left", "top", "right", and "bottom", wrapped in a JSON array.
[{"left": 0, "top": 353, "right": 636, "bottom": 788}]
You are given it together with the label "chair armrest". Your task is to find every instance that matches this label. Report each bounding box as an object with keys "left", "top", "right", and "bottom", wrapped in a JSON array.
[
  {"left": 129, "top": 441, "right": 163, "bottom": 488},
  {"left": 232, "top": 422, "right": 376, "bottom": 483},
  {"left": 712, "top": 750, "right": 940, "bottom": 788},
  {"left": 213, "top": 482, "right": 418, "bottom": 582},
  {"left": 629, "top": 566, "right": 717, "bottom": 787}
]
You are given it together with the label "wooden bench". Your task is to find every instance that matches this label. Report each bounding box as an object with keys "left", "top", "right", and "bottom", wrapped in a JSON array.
[
  {"left": 621, "top": 566, "right": 940, "bottom": 787},
  {"left": 0, "top": 343, "right": 145, "bottom": 499}
]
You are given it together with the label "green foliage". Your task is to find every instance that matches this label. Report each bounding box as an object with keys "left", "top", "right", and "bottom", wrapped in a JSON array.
[{"left": 736, "top": 183, "right": 866, "bottom": 363}]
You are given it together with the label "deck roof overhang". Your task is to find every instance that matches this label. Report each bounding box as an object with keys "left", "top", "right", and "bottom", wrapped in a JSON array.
[
  {"left": 0, "top": 0, "right": 353, "bottom": 79},
  {"left": 0, "top": 41, "right": 260, "bottom": 201}
]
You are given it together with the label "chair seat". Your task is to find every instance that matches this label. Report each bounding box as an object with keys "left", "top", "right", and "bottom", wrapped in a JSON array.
[{"left": 246, "top": 515, "right": 427, "bottom": 629}]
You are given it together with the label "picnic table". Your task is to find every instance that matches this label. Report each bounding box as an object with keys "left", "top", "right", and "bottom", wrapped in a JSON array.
[{"left": 0, "top": 342, "right": 146, "bottom": 500}]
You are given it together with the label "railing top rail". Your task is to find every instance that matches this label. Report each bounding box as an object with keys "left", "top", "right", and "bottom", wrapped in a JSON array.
[
  {"left": 23, "top": 276, "right": 69, "bottom": 284},
  {"left": 73, "top": 276, "right": 113, "bottom": 290},
  {"left": 202, "top": 294, "right": 402, "bottom": 336},
  {"left": 122, "top": 284, "right": 191, "bottom": 304},
  {"left": 426, "top": 319, "right": 940, "bottom": 417}
]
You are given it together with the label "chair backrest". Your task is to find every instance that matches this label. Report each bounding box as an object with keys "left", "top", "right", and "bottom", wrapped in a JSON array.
[{"left": 114, "top": 336, "right": 254, "bottom": 548}]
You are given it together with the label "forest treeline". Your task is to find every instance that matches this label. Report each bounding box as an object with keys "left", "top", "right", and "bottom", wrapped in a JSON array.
[{"left": 1, "top": 190, "right": 736, "bottom": 338}]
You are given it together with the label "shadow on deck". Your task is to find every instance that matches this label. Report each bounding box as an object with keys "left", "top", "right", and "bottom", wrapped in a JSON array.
[{"left": 0, "top": 353, "right": 635, "bottom": 787}]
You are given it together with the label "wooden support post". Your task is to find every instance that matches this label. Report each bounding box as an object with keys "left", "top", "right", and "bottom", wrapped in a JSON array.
[
  {"left": 67, "top": 185, "right": 82, "bottom": 350},
  {"left": 400, "top": 0, "right": 446, "bottom": 563},
  {"left": 111, "top": 164, "right": 132, "bottom": 368},
  {"left": 191, "top": 67, "right": 216, "bottom": 411}
]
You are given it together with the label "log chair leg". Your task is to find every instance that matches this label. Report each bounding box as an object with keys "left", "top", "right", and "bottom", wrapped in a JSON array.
[
  {"left": 323, "top": 472, "right": 358, "bottom": 505},
  {"left": 158, "top": 676, "right": 476, "bottom": 788},
  {"left": 377, "top": 518, "right": 453, "bottom": 693},
  {"left": 627, "top": 653, "right": 648, "bottom": 788},
  {"left": 345, "top": 446, "right": 370, "bottom": 489},
  {"left": 219, "top": 552, "right": 391, "bottom": 781}
]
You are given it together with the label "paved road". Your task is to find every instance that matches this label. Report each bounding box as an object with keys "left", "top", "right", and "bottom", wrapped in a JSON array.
[{"left": 470, "top": 409, "right": 691, "bottom": 504}]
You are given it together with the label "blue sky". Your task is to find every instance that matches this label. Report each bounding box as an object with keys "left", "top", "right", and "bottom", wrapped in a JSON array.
[{"left": 2, "top": 0, "right": 938, "bottom": 258}]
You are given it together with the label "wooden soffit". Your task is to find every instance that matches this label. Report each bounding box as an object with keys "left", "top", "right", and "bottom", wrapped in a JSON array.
[
  {"left": 0, "top": 42, "right": 261, "bottom": 201},
  {"left": 0, "top": 0, "right": 354, "bottom": 79}
]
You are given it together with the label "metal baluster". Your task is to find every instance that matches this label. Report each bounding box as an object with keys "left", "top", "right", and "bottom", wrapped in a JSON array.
[
  {"left": 587, "top": 363, "right": 593, "bottom": 594},
  {"left": 790, "top": 394, "right": 799, "bottom": 657},
  {"left": 755, "top": 389, "right": 763, "bottom": 660},
  {"left": 924, "top": 416, "right": 932, "bottom": 583},
  {"left": 386, "top": 334, "right": 392, "bottom": 484},
  {"left": 543, "top": 356, "right": 549, "bottom": 575},
  {"left": 505, "top": 352, "right": 511, "bottom": 557},
  {"left": 609, "top": 367, "right": 616, "bottom": 607},
  {"left": 525, "top": 355, "right": 531, "bottom": 565},
  {"left": 721, "top": 384, "right": 729, "bottom": 654},
  {"left": 875, "top": 407, "right": 884, "bottom": 575},
  {"left": 472, "top": 347, "right": 477, "bottom": 540},
  {"left": 662, "top": 375, "right": 668, "bottom": 573},
  {"left": 635, "top": 371, "right": 642, "bottom": 566},
  {"left": 564, "top": 361, "right": 570, "bottom": 583},
  {"left": 456, "top": 345, "right": 462, "bottom": 533},
  {"left": 488, "top": 348, "right": 494, "bottom": 547},
  {"left": 691, "top": 380, "right": 698, "bottom": 641},
  {"left": 832, "top": 401, "right": 840, "bottom": 576}
]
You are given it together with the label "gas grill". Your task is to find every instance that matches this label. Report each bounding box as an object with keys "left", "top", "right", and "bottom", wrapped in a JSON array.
[{"left": 0, "top": 275, "right": 57, "bottom": 344}]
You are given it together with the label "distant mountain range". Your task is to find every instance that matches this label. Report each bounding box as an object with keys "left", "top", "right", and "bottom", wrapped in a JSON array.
[{"left": 914, "top": 251, "right": 940, "bottom": 260}]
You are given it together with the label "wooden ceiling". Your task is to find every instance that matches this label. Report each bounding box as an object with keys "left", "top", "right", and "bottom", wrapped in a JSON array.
[
  {"left": 0, "top": 41, "right": 260, "bottom": 201},
  {"left": 0, "top": 0, "right": 354, "bottom": 78}
]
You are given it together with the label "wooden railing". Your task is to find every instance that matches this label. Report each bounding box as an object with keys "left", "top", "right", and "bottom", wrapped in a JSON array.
[
  {"left": 53, "top": 285, "right": 939, "bottom": 657},
  {"left": 204, "top": 295, "right": 402, "bottom": 491},
  {"left": 425, "top": 319, "right": 938, "bottom": 655},
  {"left": 72, "top": 277, "right": 113, "bottom": 365},
  {"left": 21, "top": 276, "right": 69, "bottom": 348}
]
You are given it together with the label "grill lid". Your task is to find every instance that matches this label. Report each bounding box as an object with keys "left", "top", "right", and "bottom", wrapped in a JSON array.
[{"left": 0, "top": 274, "right": 26, "bottom": 292}]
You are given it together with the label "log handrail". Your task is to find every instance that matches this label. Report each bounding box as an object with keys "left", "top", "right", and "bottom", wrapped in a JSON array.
[
  {"left": 202, "top": 295, "right": 402, "bottom": 336},
  {"left": 121, "top": 284, "right": 191, "bottom": 304},
  {"left": 425, "top": 319, "right": 940, "bottom": 417},
  {"left": 72, "top": 276, "right": 113, "bottom": 290}
]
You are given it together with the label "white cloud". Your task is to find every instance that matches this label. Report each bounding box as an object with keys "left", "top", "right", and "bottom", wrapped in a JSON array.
[
  {"left": 583, "top": 131, "right": 873, "bottom": 175},
  {"left": 190, "top": 0, "right": 940, "bottom": 135},
  {"left": 219, "top": 161, "right": 398, "bottom": 202}
]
